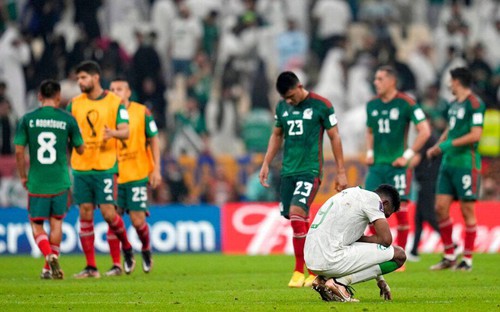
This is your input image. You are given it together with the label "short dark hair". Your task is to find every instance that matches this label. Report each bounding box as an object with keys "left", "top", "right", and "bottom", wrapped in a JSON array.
[
  {"left": 450, "top": 67, "right": 472, "bottom": 88},
  {"left": 276, "top": 71, "right": 300, "bottom": 95},
  {"left": 111, "top": 76, "right": 129, "bottom": 84},
  {"left": 75, "top": 60, "right": 101, "bottom": 75},
  {"left": 375, "top": 184, "right": 401, "bottom": 213},
  {"left": 377, "top": 65, "right": 398, "bottom": 79},
  {"left": 39, "top": 79, "right": 61, "bottom": 98}
]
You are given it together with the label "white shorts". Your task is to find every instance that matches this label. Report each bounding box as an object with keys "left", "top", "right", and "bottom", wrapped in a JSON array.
[{"left": 310, "top": 242, "right": 394, "bottom": 278}]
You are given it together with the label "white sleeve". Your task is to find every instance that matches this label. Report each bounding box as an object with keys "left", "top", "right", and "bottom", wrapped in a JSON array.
[{"left": 363, "top": 192, "right": 386, "bottom": 223}]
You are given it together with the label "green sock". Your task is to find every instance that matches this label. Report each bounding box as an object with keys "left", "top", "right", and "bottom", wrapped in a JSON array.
[{"left": 379, "top": 261, "right": 399, "bottom": 274}]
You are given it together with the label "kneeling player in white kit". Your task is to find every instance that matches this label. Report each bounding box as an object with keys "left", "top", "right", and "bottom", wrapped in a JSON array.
[{"left": 305, "top": 184, "right": 406, "bottom": 302}]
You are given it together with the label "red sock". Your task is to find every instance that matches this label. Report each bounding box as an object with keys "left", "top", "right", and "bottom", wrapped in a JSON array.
[
  {"left": 107, "top": 227, "right": 122, "bottom": 266},
  {"left": 80, "top": 219, "right": 97, "bottom": 268},
  {"left": 50, "top": 244, "right": 60, "bottom": 256},
  {"left": 439, "top": 218, "right": 454, "bottom": 256},
  {"left": 290, "top": 214, "right": 308, "bottom": 273},
  {"left": 463, "top": 224, "right": 477, "bottom": 260},
  {"left": 136, "top": 223, "right": 151, "bottom": 251},
  {"left": 35, "top": 233, "right": 52, "bottom": 257},
  {"left": 396, "top": 206, "right": 409, "bottom": 249},
  {"left": 109, "top": 214, "right": 131, "bottom": 250}
]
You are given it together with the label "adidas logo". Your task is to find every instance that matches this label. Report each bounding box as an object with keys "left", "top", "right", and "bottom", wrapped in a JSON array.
[
  {"left": 140, "top": 203, "right": 146, "bottom": 208},
  {"left": 282, "top": 111, "right": 289, "bottom": 117},
  {"left": 106, "top": 195, "right": 113, "bottom": 201},
  {"left": 299, "top": 198, "right": 307, "bottom": 204}
]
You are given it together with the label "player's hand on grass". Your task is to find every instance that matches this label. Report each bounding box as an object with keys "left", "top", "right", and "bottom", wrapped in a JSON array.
[{"left": 377, "top": 280, "right": 392, "bottom": 301}]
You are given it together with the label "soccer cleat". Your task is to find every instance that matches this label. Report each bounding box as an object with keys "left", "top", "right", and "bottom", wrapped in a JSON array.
[
  {"left": 312, "top": 276, "right": 336, "bottom": 302},
  {"left": 73, "top": 266, "right": 101, "bottom": 279},
  {"left": 105, "top": 265, "right": 123, "bottom": 276},
  {"left": 123, "top": 248, "right": 136, "bottom": 274},
  {"left": 325, "top": 278, "right": 359, "bottom": 302},
  {"left": 303, "top": 274, "right": 316, "bottom": 287},
  {"left": 48, "top": 254, "right": 64, "bottom": 280},
  {"left": 377, "top": 279, "right": 392, "bottom": 300},
  {"left": 40, "top": 268, "right": 52, "bottom": 280},
  {"left": 430, "top": 257, "right": 456, "bottom": 270},
  {"left": 287, "top": 271, "right": 305, "bottom": 288},
  {"left": 454, "top": 260, "right": 472, "bottom": 272},
  {"left": 141, "top": 250, "right": 153, "bottom": 273}
]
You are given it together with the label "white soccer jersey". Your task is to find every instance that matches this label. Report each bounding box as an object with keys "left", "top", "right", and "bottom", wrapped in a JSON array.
[{"left": 305, "top": 187, "right": 386, "bottom": 270}]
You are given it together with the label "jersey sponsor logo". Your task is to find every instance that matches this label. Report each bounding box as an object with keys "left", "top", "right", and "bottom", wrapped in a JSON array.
[
  {"left": 472, "top": 113, "right": 483, "bottom": 125},
  {"left": 292, "top": 111, "right": 300, "bottom": 115},
  {"left": 282, "top": 111, "right": 289, "bottom": 117},
  {"left": 414, "top": 108, "right": 425, "bottom": 121},
  {"left": 120, "top": 108, "right": 130, "bottom": 120},
  {"left": 149, "top": 120, "right": 158, "bottom": 133},
  {"left": 303, "top": 108, "right": 313, "bottom": 120},
  {"left": 329, "top": 113, "right": 337, "bottom": 126}
]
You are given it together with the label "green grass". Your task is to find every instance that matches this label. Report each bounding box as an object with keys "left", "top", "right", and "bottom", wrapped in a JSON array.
[{"left": 1, "top": 253, "right": 499, "bottom": 311}]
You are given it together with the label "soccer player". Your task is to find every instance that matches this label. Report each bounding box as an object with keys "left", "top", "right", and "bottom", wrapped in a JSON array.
[
  {"left": 365, "top": 66, "right": 431, "bottom": 262},
  {"left": 427, "top": 67, "right": 485, "bottom": 271},
  {"left": 14, "top": 80, "right": 85, "bottom": 279},
  {"left": 105, "top": 78, "right": 161, "bottom": 276},
  {"left": 68, "top": 61, "right": 134, "bottom": 278},
  {"left": 305, "top": 185, "right": 405, "bottom": 302},
  {"left": 259, "top": 71, "right": 347, "bottom": 288}
]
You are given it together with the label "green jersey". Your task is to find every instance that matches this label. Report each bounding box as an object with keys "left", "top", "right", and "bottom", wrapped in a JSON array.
[
  {"left": 275, "top": 92, "right": 337, "bottom": 177},
  {"left": 14, "top": 106, "right": 84, "bottom": 194},
  {"left": 366, "top": 92, "right": 426, "bottom": 164},
  {"left": 440, "top": 94, "right": 485, "bottom": 169}
]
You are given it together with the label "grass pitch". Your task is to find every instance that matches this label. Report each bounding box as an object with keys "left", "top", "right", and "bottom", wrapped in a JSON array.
[{"left": 1, "top": 253, "right": 499, "bottom": 311}]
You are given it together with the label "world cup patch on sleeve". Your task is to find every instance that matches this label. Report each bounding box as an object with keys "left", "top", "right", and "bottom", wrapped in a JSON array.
[
  {"left": 414, "top": 108, "right": 425, "bottom": 121},
  {"left": 329, "top": 113, "right": 337, "bottom": 126},
  {"left": 120, "top": 109, "right": 129, "bottom": 120},
  {"left": 149, "top": 120, "right": 158, "bottom": 133},
  {"left": 472, "top": 113, "right": 483, "bottom": 125}
]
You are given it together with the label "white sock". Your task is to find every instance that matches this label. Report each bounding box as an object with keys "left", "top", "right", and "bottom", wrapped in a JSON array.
[{"left": 336, "top": 265, "right": 382, "bottom": 285}]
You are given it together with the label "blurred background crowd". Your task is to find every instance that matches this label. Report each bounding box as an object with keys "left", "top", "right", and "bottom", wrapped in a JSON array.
[{"left": 0, "top": 0, "right": 499, "bottom": 207}]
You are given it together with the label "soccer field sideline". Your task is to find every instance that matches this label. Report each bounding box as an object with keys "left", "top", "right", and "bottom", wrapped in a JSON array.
[{"left": 1, "top": 253, "right": 499, "bottom": 311}]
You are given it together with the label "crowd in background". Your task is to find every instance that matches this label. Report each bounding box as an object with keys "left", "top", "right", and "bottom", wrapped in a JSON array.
[{"left": 0, "top": 0, "right": 499, "bottom": 206}]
